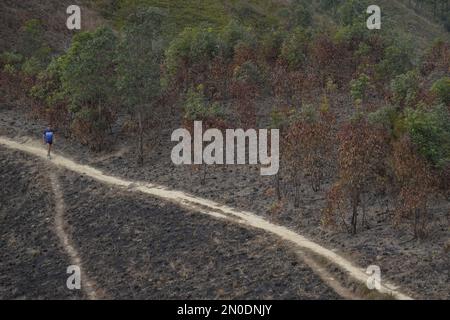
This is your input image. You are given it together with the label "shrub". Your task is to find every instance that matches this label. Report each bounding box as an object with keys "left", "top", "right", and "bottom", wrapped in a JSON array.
[
  {"left": 165, "top": 26, "right": 220, "bottom": 79},
  {"left": 431, "top": 76, "right": 450, "bottom": 105},
  {"left": 287, "top": 1, "right": 312, "bottom": 29},
  {"left": 280, "top": 28, "right": 310, "bottom": 70},
  {"left": 390, "top": 70, "right": 420, "bottom": 107},
  {"left": 367, "top": 105, "right": 398, "bottom": 133},
  {"left": 19, "top": 19, "right": 46, "bottom": 59},
  {"left": 0, "top": 51, "right": 23, "bottom": 67},
  {"left": 22, "top": 56, "right": 45, "bottom": 77},
  {"left": 219, "top": 20, "right": 255, "bottom": 59},
  {"left": 338, "top": 0, "right": 369, "bottom": 26},
  {"left": 402, "top": 104, "right": 450, "bottom": 168},
  {"left": 184, "top": 85, "right": 223, "bottom": 121},
  {"left": 350, "top": 73, "right": 370, "bottom": 104},
  {"left": 377, "top": 41, "right": 414, "bottom": 80}
]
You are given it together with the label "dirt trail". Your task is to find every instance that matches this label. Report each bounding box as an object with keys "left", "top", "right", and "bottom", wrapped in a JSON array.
[
  {"left": 49, "top": 172, "right": 101, "bottom": 300},
  {"left": 0, "top": 136, "right": 413, "bottom": 300}
]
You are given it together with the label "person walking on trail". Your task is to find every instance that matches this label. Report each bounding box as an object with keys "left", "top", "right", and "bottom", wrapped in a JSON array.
[{"left": 43, "top": 126, "right": 54, "bottom": 159}]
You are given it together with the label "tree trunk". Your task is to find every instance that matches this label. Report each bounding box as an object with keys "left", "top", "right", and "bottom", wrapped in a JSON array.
[
  {"left": 137, "top": 110, "right": 144, "bottom": 166},
  {"left": 351, "top": 192, "right": 359, "bottom": 234},
  {"left": 275, "top": 173, "right": 281, "bottom": 201}
]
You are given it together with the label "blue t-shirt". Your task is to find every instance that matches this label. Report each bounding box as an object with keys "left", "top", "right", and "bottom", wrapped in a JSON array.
[{"left": 43, "top": 129, "right": 54, "bottom": 143}]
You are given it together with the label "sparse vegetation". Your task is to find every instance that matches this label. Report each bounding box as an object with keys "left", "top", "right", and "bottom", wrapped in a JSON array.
[{"left": 1, "top": 0, "right": 449, "bottom": 248}]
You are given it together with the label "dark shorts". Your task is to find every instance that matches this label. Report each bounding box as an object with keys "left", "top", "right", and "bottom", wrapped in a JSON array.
[{"left": 46, "top": 140, "right": 53, "bottom": 145}]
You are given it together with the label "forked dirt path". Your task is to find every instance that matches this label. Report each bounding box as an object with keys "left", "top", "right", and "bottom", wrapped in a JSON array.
[
  {"left": 49, "top": 172, "right": 101, "bottom": 300},
  {"left": 0, "top": 136, "right": 413, "bottom": 300}
]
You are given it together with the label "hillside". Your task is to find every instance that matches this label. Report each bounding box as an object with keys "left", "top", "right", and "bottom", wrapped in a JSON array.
[
  {"left": 1, "top": 1, "right": 448, "bottom": 52},
  {"left": 0, "top": 0, "right": 449, "bottom": 301}
]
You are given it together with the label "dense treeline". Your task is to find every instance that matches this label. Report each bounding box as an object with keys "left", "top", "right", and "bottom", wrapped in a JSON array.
[
  {"left": 0, "top": 0, "right": 449, "bottom": 238},
  {"left": 404, "top": 0, "right": 450, "bottom": 30}
]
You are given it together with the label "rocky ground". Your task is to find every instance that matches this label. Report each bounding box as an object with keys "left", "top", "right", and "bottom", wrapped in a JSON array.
[{"left": 0, "top": 105, "right": 449, "bottom": 299}]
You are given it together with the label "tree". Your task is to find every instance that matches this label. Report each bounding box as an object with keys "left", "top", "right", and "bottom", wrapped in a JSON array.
[
  {"left": 338, "top": 0, "right": 370, "bottom": 26},
  {"left": 59, "top": 27, "right": 117, "bottom": 150},
  {"left": 285, "top": 1, "right": 312, "bottom": 30},
  {"left": 285, "top": 104, "right": 336, "bottom": 207},
  {"left": 392, "top": 136, "right": 436, "bottom": 239},
  {"left": 324, "top": 116, "right": 388, "bottom": 234},
  {"left": 116, "top": 8, "right": 164, "bottom": 165},
  {"left": 431, "top": 77, "right": 450, "bottom": 106},
  {"left": 165, "top": 26, "right": 220, "bottom": 90},
  {"left": 350, "top": 73, "right": 371, "bottom": 106},
  {"left": 280, "top": 28, "right": 310, "bottom": 70},
  {"left": 401, "top": 104, "right": 450, "bottom": 169},
  {"left": 29, "top": 56, "right": 69, "bottom": 132},
  {"left": 390, "top": 70, "right": 420, "bottom": 107},
  {"left": 181, "top": 84, "right": 226, "bottom": 185},
  {"left": 376, "top": 40, "right": 414, "bottom": 81},
  {"left": 18, "top": 19, "right": 51, "bottom": 78}
]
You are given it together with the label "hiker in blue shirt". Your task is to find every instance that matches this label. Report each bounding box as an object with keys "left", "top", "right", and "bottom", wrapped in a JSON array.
[{"left": 43, "top": 126, "right": 54, "bottom": 159}]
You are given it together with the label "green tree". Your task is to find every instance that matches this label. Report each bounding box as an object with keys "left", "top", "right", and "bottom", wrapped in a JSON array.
[
  {"left": 60, "top": 26, "right": 117, "bottom": 150},
  {"left": 431, "top": 76, "right": 450, "bottom": 105},
  {"left": 350, "top": 73, "right": 370, "bottom": 106},
  {"left": 280, "top": 27, "right": 310, "bottom": 70},
  {"left": 390, "top": 70, "right": 419, "bottom": 107},
  {"left": 338, "top": 0, "right": 369, "bottom": 26},
  {"left": 402, "top": 104, "right": 450, "bottom": 168},
  {"left": 376, "top": 40, "right": 414, "bottom": 80},
  {"left": 164, "top": 27, "right": 220, "bottom": 89},
  {"left": 116, "top": 8, "right": 165, "bottom": 164}
]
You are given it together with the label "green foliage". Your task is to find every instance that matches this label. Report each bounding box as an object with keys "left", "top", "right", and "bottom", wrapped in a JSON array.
[
  {"left": 219, "top": 20, "right": 255, "bottom": 59},
  {"left": 19, "top": 19, "right": 46, "bottom": 58},
  {"left": 286, "top": 0, "right": 312, "bottom": 29},
  {"left": 318, "top": 0, "right": 339, "bottom": 13},
  {"left": 300, "top": 103, "right": 319, "bottom": 123},
  {"left": 60, "top": 27, "right": 117, "bottom": 111},
  {"left": 350, "top": 73, "right": 370, "bottom": 102},
  {"left": 184, "top": 85, "right": 223, "bottom": 121},
  {"left": 3, "top": 64, "right": 16, "bottom": 75},
  {"left": 21, "top": 57, "right": 44, "bottom": 77},
  {"left": 165, "top": 26, "right": 220, "bottom": 78},
  {"left": 6, "top": 19, "right": 52, "bottom": 75},
  {"left": 233, "top": 60, "right": 264, "bottom": 86},
  {"left": 0, "top": 51, "right": 23, "bottom": 67},
  {"left": 260, "top": 29, "right": 286, "bottom": 61},
  {"left": 444, "top": 12, "right": 450, "bottom": 32},
  {"left": 99, "top": 0, "right": 283, "bottom": 36},
  {"left": 21, "top": 46, "right": 52, "bottom": 77},
  {"left": 368, "top": 105, "right": 398, "bottom": 133},
  {"left": 116, "top": 8, "right": 164, "bottom": 110},
  {"left": 337, "top": 0, "right": 369, "bottom": 26},
  {"left": 431, "top": 76, "right": 450, "bottom": 105},
  {"left": 280, "top": 27, "right": 309, "bottom": 69},
  {"left": 391, "top": 70, "right": 420, "bottom": 106},
  {"left": 269, "top": 107, "right": 292, "bottom": 130},
  {"left": 376, "top": 40, "right": 414, "bottom": 80},
  {"left": 402, "top": 104, "right": 450, "bottom": 168},
  {"left": 30, "top": 55, "right": 66, "bottom": 108}
]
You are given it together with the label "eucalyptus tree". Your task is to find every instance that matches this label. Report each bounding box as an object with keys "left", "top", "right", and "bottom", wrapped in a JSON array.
[{"left": 116, "top": 8, "right": 165, "bottom": 164}]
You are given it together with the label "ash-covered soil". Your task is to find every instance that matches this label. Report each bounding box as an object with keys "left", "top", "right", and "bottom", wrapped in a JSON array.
[
  {"left": 1, "top": 106, "right": 448, "bottom": 299},
  {"left": 59, "top": 171, "right": 339, "bottom": 299},
  {"left": 0, "top": 147, "right": 84, "bottom": 299},
  {"left": 0, "top": 144, "right": 339, "bottom": 299}
]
